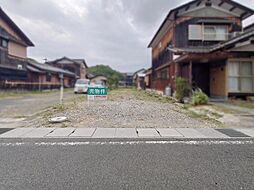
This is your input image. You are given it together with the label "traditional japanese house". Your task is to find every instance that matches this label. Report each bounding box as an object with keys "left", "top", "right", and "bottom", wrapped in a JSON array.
[
  {"left": 87, "top": 74, "right": 108, "bottom": 87},
  {"left": 0, "top": 7, "right": 34, "bottom": 88},
  {"left": 148, "top": 0, "right": 254, "bottom": 99},
  {"left": 27, "top": 59, "right": 76, "bottom": 89},
  {"left": 47, "top": 57, "right": 88, "bottom": 81},
  {"left": 119, "top": 72, "right": 134, "bottom": 87}
]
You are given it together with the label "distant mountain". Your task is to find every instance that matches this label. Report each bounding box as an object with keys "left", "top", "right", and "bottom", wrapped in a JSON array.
[{"left": 88, "top": 65, "right": 123, "bottom": 88}]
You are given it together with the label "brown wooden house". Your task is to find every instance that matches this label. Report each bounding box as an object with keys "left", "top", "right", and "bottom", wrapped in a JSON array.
[
  {"left": 27, "top": 59, "right": 76, "bottom": 89},
  {"left": 148, "top": 0, "right": 254, "bottom": 99},
  {"left": 47, "top": 57, "right": 88, "bottom": 81},
  {"left": 0, "top": 7, "right": 34, "bottom": 88}
]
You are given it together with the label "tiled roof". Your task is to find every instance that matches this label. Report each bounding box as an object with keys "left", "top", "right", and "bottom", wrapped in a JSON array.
[{"left": 27, "top": 59, "right": 75, "bottom": 76}]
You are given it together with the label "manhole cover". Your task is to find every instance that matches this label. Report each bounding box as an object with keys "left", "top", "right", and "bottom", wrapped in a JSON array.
[{"left": 49, "top": 117, "right": 67, "bottom": 123}]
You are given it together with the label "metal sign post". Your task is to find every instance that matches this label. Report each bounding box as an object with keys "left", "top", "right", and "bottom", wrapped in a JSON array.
[{"left": 59, "top": 73, "right": 64, "bottom": 104}]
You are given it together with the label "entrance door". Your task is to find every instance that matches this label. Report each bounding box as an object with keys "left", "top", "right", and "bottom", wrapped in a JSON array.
[{"left": 192, "top": 64, "right": 210, "bottom": 96}]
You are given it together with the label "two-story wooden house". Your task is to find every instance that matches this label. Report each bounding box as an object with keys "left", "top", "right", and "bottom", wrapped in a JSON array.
[
  {"left": 0, "top": 7, "right": 34, "bottom": 87},
  {"left": 148, "top": 0, "right": 254, "bottom": 99},
  {"left": 47, "top": 57, "right": 88, "bottom": 82}
]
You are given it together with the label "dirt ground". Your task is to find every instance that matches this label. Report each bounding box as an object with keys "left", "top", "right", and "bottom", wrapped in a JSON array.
[{"left": 27, "top": 89, "right": 219, "bottom": 128}]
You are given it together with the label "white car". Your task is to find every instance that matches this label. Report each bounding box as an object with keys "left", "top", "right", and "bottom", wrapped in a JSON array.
[{"left": 74, "top": 79, "right": 90, "bottom": 94}]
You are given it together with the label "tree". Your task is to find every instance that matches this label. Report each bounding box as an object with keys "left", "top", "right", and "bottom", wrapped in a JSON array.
[{"left": 88, "top": 65, "right": 123, "bottom": 89}]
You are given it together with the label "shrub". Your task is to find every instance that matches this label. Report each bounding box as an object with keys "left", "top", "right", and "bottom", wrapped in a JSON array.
[
  {"left": 191, "top": 89, "right": 209, "bottom": 106},
  {"left": 175, "top": 77, "right": 190, "bottom": 103}
]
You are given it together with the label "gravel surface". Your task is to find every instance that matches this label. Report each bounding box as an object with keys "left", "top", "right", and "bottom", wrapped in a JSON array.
[{"left": 29, "top": 89, "right": 218, "bottom": 128}]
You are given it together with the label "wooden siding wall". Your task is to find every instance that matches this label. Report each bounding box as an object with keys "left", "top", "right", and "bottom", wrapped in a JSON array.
[
  {"left": 0, "top": 48, "right": 27, "bottom": 74},
  {"left": 152, "top": 27, "right": 174, "bottom": 67},
  {"left": 0, "top": 17, "right": 21, "bottom": 41},
  {"left": 8, "top": 41, "right": 27, "bottom": 59},
  {"left": 154, "top": 65, "right": 175, "bottom": 92},
  {"left": 28, "top": 72, "right": 74, "bottom": 88},
  {"left": 0, "top": 17, "right": 28, "bottom": 59}
]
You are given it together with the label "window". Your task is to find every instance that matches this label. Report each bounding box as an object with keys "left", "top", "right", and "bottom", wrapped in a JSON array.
[
  {"left": 228, "top": 60, "right": 253, "bottom": 92},
  {"left": 46, "top": 73, "right": 52, "bottom": 82},
  {"left": 204, "top": 25, "right": 228, "bottom": 41},
  {"left": 204, "top": 26, "right": 216, "bottom": 40},
  {"left": 161, "top": 69, "right": 168, "bottom": 80},
  {"left": 2, "top": 39, "right": 8, "bottom": 48},
  {"left": 156, "top": 71, "right": 161, "bottom": 79},
  {"left": 188, "top": 24, "right": 228, "bottom": 41},
  {"left": 188, "top": 25, "right": 203, "bottom": 40}
]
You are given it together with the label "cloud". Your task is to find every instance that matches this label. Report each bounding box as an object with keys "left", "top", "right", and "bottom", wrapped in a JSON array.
[{"left": 0, "top": 0, "right": 253, "bottom": 72}]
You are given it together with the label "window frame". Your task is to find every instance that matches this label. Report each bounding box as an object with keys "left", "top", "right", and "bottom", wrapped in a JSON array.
[
  {"left": 161, "top": 69, "right": 169, "bottom": 81},
  {"left": 188, "top": 24, "right": 229, "bottom": 41},
  {"left": 0, "top": 39, "right": 8, "bottom": 48},
  {"left": 46, "top": 72, "right": 52, "bottom": 82},
  {"left": 204, "top": 25, "right": 228, "bottom": 41},
  {"left": 228, "top": 59, "right": 254, "bottom": 93}
]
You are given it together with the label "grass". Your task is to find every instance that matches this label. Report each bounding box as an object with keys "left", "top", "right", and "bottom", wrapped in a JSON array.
[{"left": 109, "top": 88, "right": 174, "bottom": 104}]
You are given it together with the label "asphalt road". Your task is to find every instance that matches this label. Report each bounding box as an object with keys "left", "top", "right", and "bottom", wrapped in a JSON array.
[
  {"left": 0, "top": 139, "right": 253, "bottom": 190},
  {"left": 0, "top": 90, "right": 79, "bottom": 118}
]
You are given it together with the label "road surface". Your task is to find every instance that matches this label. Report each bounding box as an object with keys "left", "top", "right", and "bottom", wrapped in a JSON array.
[
  {"left": 0, "top": 138, "right": 253, "bottom": 190},
  {"left": 0, "top": 91, "right": 77, "bottom": 118}
]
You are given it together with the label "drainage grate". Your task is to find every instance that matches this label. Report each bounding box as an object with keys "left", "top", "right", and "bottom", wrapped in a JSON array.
[
  {"left": 0, "top": 128, "right": 14, "bottom": 135},
  {"left": 216, "top": 129, "right": 250, "bottom": 138}
]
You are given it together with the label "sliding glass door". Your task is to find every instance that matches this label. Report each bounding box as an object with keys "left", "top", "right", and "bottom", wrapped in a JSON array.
[{"left": 228, "top": 60, "right": 253, "bottom": 93}]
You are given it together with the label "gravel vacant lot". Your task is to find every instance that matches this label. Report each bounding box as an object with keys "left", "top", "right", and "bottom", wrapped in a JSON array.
[{"left": 28, "top": 89, "right": 218, "bottom": 128}]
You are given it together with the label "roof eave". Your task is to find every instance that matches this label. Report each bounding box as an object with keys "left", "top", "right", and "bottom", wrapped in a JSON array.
[
  {"left": 0, "top": 7, "right": 34, "bottom": 47},
  {"left": 148, "top": 0, "right": 199, "bottom": 48}
]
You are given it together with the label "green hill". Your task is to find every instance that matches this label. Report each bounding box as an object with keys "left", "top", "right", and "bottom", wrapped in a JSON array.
[{"left": 88, "top": 65, "right": 123, "bottom": 88}]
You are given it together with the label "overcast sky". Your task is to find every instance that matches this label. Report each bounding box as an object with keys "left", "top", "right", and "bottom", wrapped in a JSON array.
[{"left": 0, "top": 0, "right": 254, "bottom": 72}]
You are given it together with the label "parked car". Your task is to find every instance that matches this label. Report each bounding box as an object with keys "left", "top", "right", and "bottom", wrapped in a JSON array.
[{"left": 74, "top": 79, "right": 90, "bottom": 94}]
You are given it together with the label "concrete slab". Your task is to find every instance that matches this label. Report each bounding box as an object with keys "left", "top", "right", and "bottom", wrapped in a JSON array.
[
  {"left": 0, "top": 128, "right": 35, "bottom": 138},
  {"left": 235, "top": 129, "right": 254, "bottom": 137},
  {"left": 137, "top": 128, "right": 160, "bottom": 137},
  {"left": 92, "top": 128, "right": 116, "bottom": 138},
  {"left": 115, "top": 128, "right": 138, "bottom": 138},
  {"left": 22, "top": 128, "right": 55, "bottom": 138},
  {"left": 176, "top": 128, "right": 206, "bottom": 138},
  {"left": 196, "top": 129, "right": 229, "bottom": 138},
  {"left": 156, "top": 128, "right": 183, "bottom": 137},
  {"left": 70, "top": 128, "right": 96, "bottom": 137},
  {"left": 46, "top": 128, "right": 75, "bottom": 137}
]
